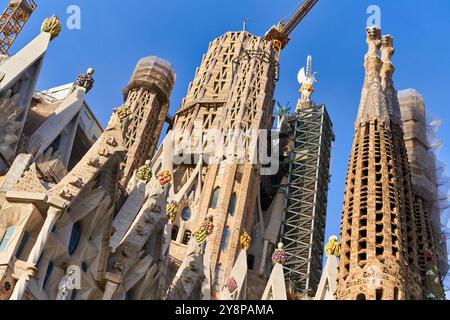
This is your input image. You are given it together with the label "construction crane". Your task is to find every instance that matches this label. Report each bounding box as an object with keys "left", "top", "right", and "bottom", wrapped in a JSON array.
[
  {"left": 0, "top": 0, "right": 37, "bottom": 55},
  {"left": 265, "top": 0, "right": 319, "bottom": 62}
]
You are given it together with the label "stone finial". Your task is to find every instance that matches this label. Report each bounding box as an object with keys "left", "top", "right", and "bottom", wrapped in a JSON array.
[
  {"left": 194, "top": 216, "right": 214, "bottom": 244},
  {"left": 366, "top": 26, "right": 382, "bottom": 56},
  {"left": 271, "top": 243, "right": 287, "bottom": 265},
  {"left": 76, "top": 68, "right": 95, "bottom": 93},
  {"left": 239, "top": 232, "right": 251, "bottom": 251},
  {"left": 41, "top": 16, "right": 62, "bottom": 41},
  {"left": 166, "top": 201, "right": 178, "bottom": 223},
  {"left": 158, "top": 170, "right": 172, "bottom": 186},
  {"left": 136, "top": 160, "right": 152, "bottom": 182},
  {"left": 325, "top": 236, "right": 340, "bottom": 257},
  {"left": 116, "top": 105, "right": 132, "bottom": 120},
  {"left": 296, "top": 55, "right": 317, "bottom": 109},
  {"left": 380, "top": 35, "right": 395, "bottom": 79}
]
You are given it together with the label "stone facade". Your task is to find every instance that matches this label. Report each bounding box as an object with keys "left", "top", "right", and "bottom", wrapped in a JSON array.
[{"left": 163, "top": 31, "right": 281, "bottom": 299}]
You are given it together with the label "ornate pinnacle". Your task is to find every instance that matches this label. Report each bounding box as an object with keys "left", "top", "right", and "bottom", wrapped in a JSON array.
[
  {"left": 136, "top": 160, "right": 152, "bottom": 182},
  {"left": 194, "top": 215, "right": 214, "bottom": 244},
  {"left": 116, "top": 105, "right": 132, "bottom": 120},
  {"left": 366, "top": 26, "right": 382, "bottom": 55},
  {"left": 380, "top": 35, "right": 395, "bottom": 82},
  {"left": 76, "top": 68, "right": 95, "bottom": 93},
  {"left": 166, "top": 201, "right": 178, "bottom": 223},
  {"left": 296, "top": 55, "right": 317, "bottom": 109},
  {"left": 239, "top": 232, "right": 251, "bottom": 251},
  {"left": 41, "top": 16, "right": 62, "bottom": 41},
  {"left": 325, "top": 235, "right": 340, "bottom": 257},
  {"left": 271, "top": 243, "right": 287, "bottom": 265}
]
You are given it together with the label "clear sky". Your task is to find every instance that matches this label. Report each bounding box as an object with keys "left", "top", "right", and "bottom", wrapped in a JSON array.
[{"left": 7, "top": 0, "right": 450, "bottom": 295}]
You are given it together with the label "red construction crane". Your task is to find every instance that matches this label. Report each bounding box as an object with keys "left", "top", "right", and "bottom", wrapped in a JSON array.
[
  {"left": 265, "top": 0, "right": 319, "bottom": 62},
  {"left": 0, "top": 0, "right": 37, "bottom": 55}
]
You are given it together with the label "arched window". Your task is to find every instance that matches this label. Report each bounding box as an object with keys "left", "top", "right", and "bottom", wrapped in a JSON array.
[
  {"left": 227, "top": 193, "right": 237, "bottom": 216},
  {"left": 182, "top": 231, "right": 192, "bottom": 245},
  {"left": 125, "top": 290, "right": 133, "bottom": 300},
  {"left": 71, "top": 290, "right": 77, "bottom": 300},
  {"left": 0, "top": 226, "right": 15, "bottom": 252},
  {"left": 210, "top": 187, "right": 220, "bottom": 209},
  {"left": 356, "top": 293, "right": 366, "bottom": 300},
  {"left": 181, "top": 207, "right": 191, "bottom": 221},
  {"left": 68, "top": 222, "right": 81, "bottom": 256},
  {"left": 16, "top": 231, "right": 29, "bottom": 258},
  {"left": 43, "top": 261, "right": 54, "bottom": 289},
  {"left": 247, "top": 255, "right": 255, "bottom": 270},
  {"left": 171, "top": 226, "right": 179, "bottom": 241},
  {"left": 220, "top": 227, "right": 230, "bottom": 251},
  {"left": 376, "top": 289, "right": 383, "bottom": 300},
  {"left": 393, "top": 287, "right": 399, "bottom": 300}
]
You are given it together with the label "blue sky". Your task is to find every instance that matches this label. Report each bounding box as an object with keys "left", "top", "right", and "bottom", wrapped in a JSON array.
[{"left": 7, "top": 0, "right": 450, "bottom": 294}]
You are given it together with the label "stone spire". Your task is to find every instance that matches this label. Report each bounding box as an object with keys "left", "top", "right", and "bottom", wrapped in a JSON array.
[
  {"left": 336, "top": 26, "right": 422, "bottom": 300},
  {"left": 380, "top": 35, "right": 403, "bottom": 124},
  {"left": 356, "top": 28, "right": 403, "bottom": 127},
  {"left": 119, "top": 56, "right": 175, "bottom": 189},
  {"left": 355, "top": 27, "right": 387, "bottom": 126}
]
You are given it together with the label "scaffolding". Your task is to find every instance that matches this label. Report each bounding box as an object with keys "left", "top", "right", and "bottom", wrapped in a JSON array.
[
  {"left": 280, "top": 103, "right": 334, "bottom": 297},
  {"left": 0, "top": 0, "right": 37, "bottom": 55}
]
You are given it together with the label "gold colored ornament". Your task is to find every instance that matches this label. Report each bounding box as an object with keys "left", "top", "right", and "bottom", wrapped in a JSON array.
[
  {"left": 325, "top": 236, "right": 340, "bottom": 257},
  {"left": 239, "top": 232, "right": 251, "bottom": 251},
  {"left": 41, "top": 16, "right": 62, "bottom": 41},
  {"left": 116, "top": 105, "right": 132, "bottom": 120}
]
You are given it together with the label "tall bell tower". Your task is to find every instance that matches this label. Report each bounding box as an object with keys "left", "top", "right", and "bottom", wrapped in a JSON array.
[{"left": 336, "top": 27, "right": 422, "bottom": 300}]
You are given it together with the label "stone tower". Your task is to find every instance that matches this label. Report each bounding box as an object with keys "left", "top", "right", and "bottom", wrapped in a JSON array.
[
  {"left": 336, "top": 27, "right": 422, "bottom": 300},
  {"left": 119, "top": 56, "right": 175, "bottom": 188},
  {"left": 398, "top": 89, "right": 447, "bottom": 292},
  {"left": 166, "top": 31, "right": 278, "bottom": 298}
]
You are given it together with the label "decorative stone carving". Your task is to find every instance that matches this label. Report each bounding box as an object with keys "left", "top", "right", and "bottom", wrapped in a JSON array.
[
  {"left": 166, "top": 201, "right": 178, "bottom": 223},
  {"left": 325, "top": 236, "right": 339, "bottom": 257},
  {"left": 116, "top": 105, "right": 132, "bottom": 120},
  {"left": 296, "top": 55, "right": 317, "bottom": 107},
  {"left": 136, "top": 160, "right": 152, "bottom": 182},
  {"left": 56, "top": 265, "right": 81, "bottom": 300},
  {"left": 41, "top": 16, "right": 62, "bottom": 41},
  {"left": 112, "top": 262, "right": 124, "bottom": 274},
  {"left": 88, "top": 157, "right": 100, "bottom": 168},
  {"left": 271, "top": 243, "right": 287, "bottom": 265},
  {"left": 69, "top": 178, "right": 83, "bottom": 188},
  {"left": 0, "top": 90, "right": 23, "bottom": 162},
  {"left": 239, "top": 232, "right": 251, "bottom": 251},
  {"left": 106, "top": 137, "right": 117, "bottom": 147},
  {"left": 194, "top": 215, "right": 214, "bottom": 245},
  {"left": 75, "top": 68, "right": 95, "bottom": 93},
  {"left": 59, "top": 187, "right": 73, "bottom": 200},
  {"left": 158, "top": 170, "right": 172, "bottom": 186},
  {"left": 98, "top": 148, "right": 112, "bottom": 157}
]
